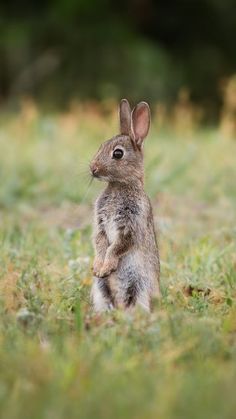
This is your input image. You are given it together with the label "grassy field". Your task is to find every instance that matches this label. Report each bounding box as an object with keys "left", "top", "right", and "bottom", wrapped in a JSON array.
[{"left": 0, "top": 103, "right": 236, "bottom": 419}]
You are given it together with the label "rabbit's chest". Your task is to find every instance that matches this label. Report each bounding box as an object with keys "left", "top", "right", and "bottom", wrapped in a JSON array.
[
  {"left": 104, "top": 217, "right": 118, "bottom": 243},
  {"left": 99, "top": 209, "right": 118, "bottom": 243},
  {"left": 96, "top": 199, "right": 120, "bottom": 243}
]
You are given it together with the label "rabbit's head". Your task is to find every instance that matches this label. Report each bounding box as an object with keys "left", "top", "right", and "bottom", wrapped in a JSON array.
[{"left": 90, "top": 99, "right": 150, "bottom": 184}]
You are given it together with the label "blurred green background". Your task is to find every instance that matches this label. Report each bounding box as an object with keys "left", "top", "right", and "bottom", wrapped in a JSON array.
[
  {"left": 1, "top": 0, "right": 236, "bottom": 117},
  {"left": 1, "top": 3, "right": 236, "bottom": 419}
]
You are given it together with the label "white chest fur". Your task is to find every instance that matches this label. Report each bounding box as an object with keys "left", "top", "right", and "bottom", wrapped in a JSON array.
[{"left": 104, "top": 217, "right": 118, "bottom": 244}]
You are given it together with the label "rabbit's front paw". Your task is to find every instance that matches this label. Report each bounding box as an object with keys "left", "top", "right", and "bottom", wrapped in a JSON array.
[
  {"left": 92, "top": 257, "right": 104, "bottom": 276},
  {"left": 97, "top": 257, "right": 118, "bottom": 278}
]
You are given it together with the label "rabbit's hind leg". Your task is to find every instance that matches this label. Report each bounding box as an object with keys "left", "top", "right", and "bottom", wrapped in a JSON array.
[
  {"left": 118, "top": 269, "right": 151, "bottom": 312},
  {"left": 124, "top": 285, "right": 150, "bottom": 312},
  {"left": 123, "top": 281, "right": 139, "bottom": 308},
  {"left": 135, "top": 288, "right": 151, "bottom": 312},
  {"left": 91, "top": 277, "right": 114, "bottom": 312}
]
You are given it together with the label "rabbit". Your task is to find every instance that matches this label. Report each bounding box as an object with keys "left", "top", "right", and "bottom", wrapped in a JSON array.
[{"left": 90, "top": 99, "right": 160, "bottom": 312}]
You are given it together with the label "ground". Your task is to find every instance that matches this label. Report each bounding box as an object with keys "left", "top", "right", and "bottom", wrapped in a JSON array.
[{"left": 0, "top": 104, "right": 236, "bottom": 419}]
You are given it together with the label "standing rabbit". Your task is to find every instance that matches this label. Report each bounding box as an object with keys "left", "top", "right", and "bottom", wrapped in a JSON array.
[{"left": 90, "top": 99, "right": 160, "bottom": 312}]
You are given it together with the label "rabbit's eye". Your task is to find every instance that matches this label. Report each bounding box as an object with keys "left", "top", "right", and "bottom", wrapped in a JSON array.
[{"left": 112, "top": 148, "right": 124, "bottom": 159}]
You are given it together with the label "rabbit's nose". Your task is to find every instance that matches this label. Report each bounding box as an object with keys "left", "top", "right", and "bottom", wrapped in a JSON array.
[{"left": 90, "top": 164, "right": 99, "bottom": 177}]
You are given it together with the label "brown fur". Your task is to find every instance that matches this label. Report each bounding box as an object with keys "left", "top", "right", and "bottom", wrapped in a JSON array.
[{"left": 90, "top": 99, "right": 160, "bottom": 312}]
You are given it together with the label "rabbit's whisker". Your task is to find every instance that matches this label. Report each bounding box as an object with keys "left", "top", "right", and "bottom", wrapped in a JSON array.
[{"left": 79, "top": 176, "right": 94, "bottom": 204}]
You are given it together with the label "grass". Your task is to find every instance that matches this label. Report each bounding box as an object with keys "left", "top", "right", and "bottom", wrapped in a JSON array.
[{"left": 0, "top": 103, "right": 236, "bottom": 419}]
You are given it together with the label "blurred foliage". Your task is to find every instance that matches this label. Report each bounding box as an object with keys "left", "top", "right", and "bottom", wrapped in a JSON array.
[{"left": 1, "top": 0, "right": 236, "bottom": 113}]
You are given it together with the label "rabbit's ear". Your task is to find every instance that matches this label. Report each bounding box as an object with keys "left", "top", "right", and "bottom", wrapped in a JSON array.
[
  {"left": 131, "top": 102, "right": 150, "bottom": 147},
  {"left": 119, "top": 99, "right": 131, "bottom": 135}
]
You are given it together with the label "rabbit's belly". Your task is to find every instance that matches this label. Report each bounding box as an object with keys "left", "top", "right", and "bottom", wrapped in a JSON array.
[
  {"left": 120, "top": 250, "right": 142, "bottom": 270},
  {"left": 118, "top": 250, "right": 154, "bottom": 284}
]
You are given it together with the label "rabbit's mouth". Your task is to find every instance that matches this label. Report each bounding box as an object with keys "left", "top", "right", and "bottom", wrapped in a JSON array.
[{"left": 93, "top": 174, "right": 110, "bottom": 182}]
